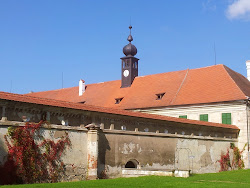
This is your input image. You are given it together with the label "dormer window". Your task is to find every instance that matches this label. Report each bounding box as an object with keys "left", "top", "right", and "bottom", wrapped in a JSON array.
[
  {"left": 156, "top": 93, "right": 165, "bottom": 100},
  {"left": 115, "top": 97, "right": 123, "bottom": 104},
  {"left": 79, "top": 101, "right": 86, "bottom": 104}
]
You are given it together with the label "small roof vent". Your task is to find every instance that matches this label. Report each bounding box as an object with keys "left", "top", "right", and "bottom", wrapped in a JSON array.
[
  {"left": 115, "top": 97, "right": 124, "bottom": 104},
  {"left": 156, "top": 93, "right": 165, "bottom": 100}
]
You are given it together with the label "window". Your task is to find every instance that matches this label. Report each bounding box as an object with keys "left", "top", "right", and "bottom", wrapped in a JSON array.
[
  {"left": 134, "top": 61, "right": 138, "bottom": 69},
  {"left": 115, "top": 97, "right": 123, "bottom": 104},
  {"left": 200, "top": 114, "right": 208, "bottom": 122},
  {"left": 222, "top": 113, "right": 231, "bottom": 124},
  {"left": 125, "top": 60, "right": 130, "bottom": 67},
  {"left": 179, "top": 115, "right": 187, "bottom": 119},
  {"left": 61, "top": 119, "right": 68, "bottom": 126},
  {"left": 121, "top": 125, "right": 126, "bottom": 130},
  {"left": 156, "top": 93, "right": 165, "bottom": 100},
  {"left": 122, "top": 60, "right": 125, "bottom": 68}
]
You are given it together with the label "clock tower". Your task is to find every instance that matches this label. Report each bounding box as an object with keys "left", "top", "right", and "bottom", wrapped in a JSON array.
[{"left": 121, "top": 25, "right": 139, "bottom": 88}]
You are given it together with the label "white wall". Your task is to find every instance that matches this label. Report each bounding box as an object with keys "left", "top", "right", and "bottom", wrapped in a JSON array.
[{"left": 136, "top": 101, "right": 250, "bottom": 168}]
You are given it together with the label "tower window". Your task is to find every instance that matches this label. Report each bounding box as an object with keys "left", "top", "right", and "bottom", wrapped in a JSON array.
[
  {"left": 156, "top": 93, "right": 165, "bottom": 100},
  {"left": 125, "top": 60, "right": 130, "bottom": 67},
  {"left": 123, "top": 60, "right": 125, "bottom": 68},
  {"left": 115, "top": 97, "right": 123, "bottom": 104},
  {"left": 135, "top": 61, "right": 138, "bottom": 68},
  {"left": 133, "top": 61, "right": 138, "bottom": 68}
]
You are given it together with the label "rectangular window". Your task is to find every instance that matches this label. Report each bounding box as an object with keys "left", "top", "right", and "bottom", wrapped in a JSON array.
[
  {"left": 200, "top": 114, "right": 208, "bottom": 122},
  {"left": 122, "top": 61, "right": 125, "bottom": 68},
  {"left": 179, "top": 115, "right": 187, "bottom": 119},
  {"left": 222, "top": 113, "right": 231, "bottom": 124}
]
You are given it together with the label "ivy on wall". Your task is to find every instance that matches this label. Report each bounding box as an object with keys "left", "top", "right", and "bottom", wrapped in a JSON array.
[
  {"left": 0, "top": 121, "right": 71, "bottom": 185},
  {"left": 218, "top": 143, "right": 246, "bottom": 172}
]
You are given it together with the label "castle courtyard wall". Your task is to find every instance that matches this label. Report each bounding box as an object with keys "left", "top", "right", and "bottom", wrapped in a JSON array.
[
  {"left": 99, "top": 129, "right": 235, "bottom": 178},
  {"left": 0, "top": 98, "right": 239, "bottom": 181}
]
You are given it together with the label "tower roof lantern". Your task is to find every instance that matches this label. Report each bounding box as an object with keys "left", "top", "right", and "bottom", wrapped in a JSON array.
[{"left": 123, "top": 25, "right": 137, "bottom": 56}]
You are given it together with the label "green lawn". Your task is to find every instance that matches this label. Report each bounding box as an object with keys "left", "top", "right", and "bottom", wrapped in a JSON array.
[{"left": 2, "top": 170, "right": 250, "bottom": 188}]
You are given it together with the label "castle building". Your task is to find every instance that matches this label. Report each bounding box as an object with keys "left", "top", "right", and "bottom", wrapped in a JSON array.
[
  {"left": 27, "top": 26, "right": 250, "bottom": 168},
  {"left": 0, "top": 26, "right": 249, "bottom": 181}
]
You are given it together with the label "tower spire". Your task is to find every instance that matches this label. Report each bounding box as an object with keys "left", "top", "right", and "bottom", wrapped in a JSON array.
[
  {"left": 123, "top": 25, "right": 137, "bottom": 57},
  {"left": 127, "top": 25, "right": 133, "bottom": 43},
  {"left": 120, "top": 25, "right": 139, "bottom": 88}
]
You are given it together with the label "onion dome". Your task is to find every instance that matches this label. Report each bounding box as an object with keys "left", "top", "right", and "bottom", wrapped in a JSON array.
[{"left": 123, "top": 25, "right": 137, "bottom": 56}]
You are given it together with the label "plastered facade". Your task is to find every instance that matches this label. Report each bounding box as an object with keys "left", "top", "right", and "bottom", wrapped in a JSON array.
[
  {"left": 137, "top": 101, "right": 250, "bottom": 167},
  {"left": 99, "top": 130, "right": 234, "bottom": 178}
]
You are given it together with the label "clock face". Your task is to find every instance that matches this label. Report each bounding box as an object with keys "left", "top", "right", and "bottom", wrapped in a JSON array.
[{"left": 123, "top": 70, "right": 129, "bottom": 77}]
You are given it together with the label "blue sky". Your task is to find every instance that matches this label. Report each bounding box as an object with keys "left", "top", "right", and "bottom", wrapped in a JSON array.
[{"left": 0, "top": 0, "right": 250, "bottom": 94}]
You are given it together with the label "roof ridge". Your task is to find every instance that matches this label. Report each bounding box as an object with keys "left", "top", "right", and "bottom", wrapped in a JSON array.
[
  {"left": 26, "top": 79, "right": 121, "bottom": 95},
  {"left": 26, "top": 86, "right": 78, "bottom": 95},
  {"left": 136, "top": 64, "right": 222, "bottom": 79},
  {"left": 27, "top": 65, "right": 223, "bottom": 95}
]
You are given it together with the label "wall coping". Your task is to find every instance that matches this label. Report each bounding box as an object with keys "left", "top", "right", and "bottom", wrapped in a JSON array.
[
  {"left": 102, "top": 129, "right": 238, "bottom": 142},
  {"left": 0, "top": 120, "right": 88, "bottom": 132},
  {"left": 0, "top": 119, "right": 237, "bottom": 142}
]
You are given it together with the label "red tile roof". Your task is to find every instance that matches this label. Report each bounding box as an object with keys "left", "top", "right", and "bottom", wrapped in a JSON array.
[
  {"left": 0, "top": 91, "right": 239, "bottom": 130},
  {"left": 27, "top": 64, "right": 250, "bottom": 109}
]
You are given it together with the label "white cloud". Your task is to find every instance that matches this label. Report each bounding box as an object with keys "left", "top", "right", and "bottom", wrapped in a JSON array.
[{"left": 226, "top": 0, "right": 250, "bottom": 20}]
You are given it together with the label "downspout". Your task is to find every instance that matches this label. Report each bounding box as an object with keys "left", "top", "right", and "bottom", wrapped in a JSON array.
[{"left": 246, "top": 97, "right": 250, "bottom": 168}]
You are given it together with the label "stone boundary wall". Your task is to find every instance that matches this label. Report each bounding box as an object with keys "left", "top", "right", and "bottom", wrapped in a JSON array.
[
  {"left": 0, "top": 120, "right": 88, "bottom": 182},
  {"left": 0, "top": 98, "right": 240, "bottom": 181},
  {"left": 98, "top": 129, "right": 237, "bottom": 178}
]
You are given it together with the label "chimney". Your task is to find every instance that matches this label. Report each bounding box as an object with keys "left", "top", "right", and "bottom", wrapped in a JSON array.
[
  {"left": 79, "top": 79, "right": 85, "bottom": 96},
  {"left": 246, "top": 61, "right": 250, "bottom": 81}
]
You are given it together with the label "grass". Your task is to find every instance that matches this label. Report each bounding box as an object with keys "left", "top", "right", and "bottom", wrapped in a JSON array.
[{"left": 2, "top": 170, "right": 250, "bottom": 188}]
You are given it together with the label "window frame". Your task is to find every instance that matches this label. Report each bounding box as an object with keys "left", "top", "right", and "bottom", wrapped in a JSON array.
[
  {"left": 200, "top": 114, "right": 208, "bottom": 122},
  {"left": 179, "top": 115, "right": 187, "bottom": 119},
  {"left": 222, "top": 113, "right": 231, "bottom": 125}
]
